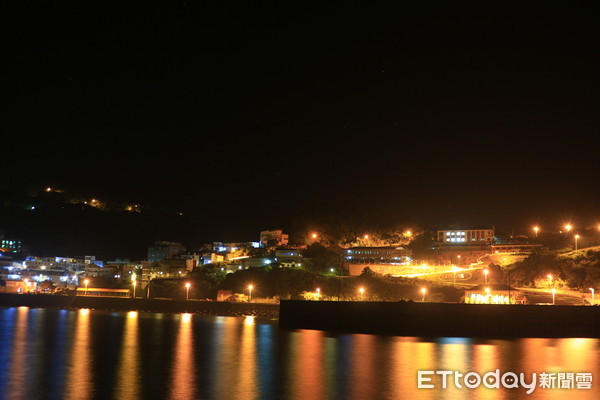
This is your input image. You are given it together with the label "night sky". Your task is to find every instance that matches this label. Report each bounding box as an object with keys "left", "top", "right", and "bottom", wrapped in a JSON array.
[{"left": 3, "top": 2, "right": 599, "bottom": 258}]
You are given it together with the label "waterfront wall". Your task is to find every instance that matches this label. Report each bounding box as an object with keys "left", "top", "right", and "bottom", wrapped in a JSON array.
[
  {"left": 279, "top": 300, "right": 600, "bottom": 338},
  {"left": 0, "top": 293, "right": 279, "bottom": 318}
]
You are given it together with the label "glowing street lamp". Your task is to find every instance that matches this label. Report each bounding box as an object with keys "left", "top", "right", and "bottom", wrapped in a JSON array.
[
  {"left": 316, "top": 288, "right": 321, "bottom": 299},
  {"left": 590, "top": 288, "right": 595, "bottom": 305},
  {"left": 185, "top": 282, "right": 191, "bottom": 301},
  {"left": 483, "top": 269, "right": 489, "bottom": 285},
  {"left": 547, "top": 274, "right": 553, "bottom": 287},
  {"left": 575, "top": 234, "right": 580, "bottom": 251},
  {"left": 421, "top": 288, "right": 427, "bottom": 302},
  {"left": 358, "top": 287, "right": 365, "bottom": 299},
  {"left": 311, "top": 233, "right": 318, "bottom": 239},
  {"left": 363, "top": 234, "right": 369, "bottom": 239},
  {"left": 84, "top": 279, "right": 89, "bottom": 296},
  {"left": 533, "top": 226, "right": 539, "bottom": 237},
  {"left": 451, "top": 266, "right": 460, "bottom": 285},
  {"left": 132, "top": 281, "right": 137, "bottom": 298},
  {"left": 248, "top": 284, "right": 253, "bottom": 302},
  {"left": 565, "top": 224, "right": 572, "bottom": 232},
  {"left": 330, "top": 268, "right": 335, "bottom": 273},
  {"left": 551, "top": 288, "right": 556, "bottom": 305}
]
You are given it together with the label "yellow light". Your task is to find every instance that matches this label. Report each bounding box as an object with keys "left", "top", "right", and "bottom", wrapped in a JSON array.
[
  {"left": 421, "top": 288, "right": 427, "bottom": 294},
  {"left": 364, "top": 234, "right": 369, "bottom": 239},
  {"left": 248, "top": 284, "right": 253, "bottom": 290},
  {"left": 311, "top": 233, "right": 317, "bottom": 239},
  {"left": 483, "top": 269, "right": 489, "bottom": 275},
  {"left": 84, "top": 279, "right": 89, "bottom": 285},
  {"left": 575, "top": 234, "right": 580, "bottom": 239},
  {"left": 405, "top": 230, "right": 412, "bottom": 236},
  {"left": 185, "top": 282, "right": 190, "bottom": 288},
  {"left": 565, "top": 224, "right": 572, "bottom": 232},
  {"left": 485, "top": 288, "right": 491, "bottom": 295},
  {"left": 46, "top": 187, "right": 52, "bottom": 192},
  {"left": 359, "top": 287, "right": 365, "bottom": 294}
]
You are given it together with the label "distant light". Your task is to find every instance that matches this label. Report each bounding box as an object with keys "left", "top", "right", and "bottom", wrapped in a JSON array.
[
  {"left": 31, "top": 206, "right": 35, "bottom": 210},
  {"left": 45, "top": 187, "right": 52, "bottom": 192}
]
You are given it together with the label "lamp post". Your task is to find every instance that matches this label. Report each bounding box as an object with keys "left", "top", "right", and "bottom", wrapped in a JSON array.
[
  {"left": 358, "top": 287, "right": 365, "bottom": 300},
  {"left": 547, "top": 274, "right": 553, "bottom": 288},
  {"left": 533, "top": 226, "right": 539, "bottom": 237},
  {"left": 483, "top": 269, "right": 489, "bottom": 285},
  {"left": 452, "top": 266, "right": 459, "bottom": 285},
  {"left": 551, "top": 288, "right": 556, "bottom": 305},
  {"left": 248, "top": 284, "right": 253, "bottom": 302},
  {"left": 132, "top": 281, "right": 137, "bottom": 299},
  {"left": 84, "top": 279, "right": 89, "bottom": 296},
  {"left": 185, "top": 282, "right": 191, "bottom": 301},
  {"left": 575, "top": 234, "right": 580, "bottom": 251},
  {"left": 590, "top": 288, "right": 595, "bottom": 305},
  {"left": 421, "top": 288, "right": 427, "bottom": 302}
]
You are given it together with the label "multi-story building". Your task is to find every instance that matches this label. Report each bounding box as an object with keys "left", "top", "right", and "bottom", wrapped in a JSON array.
[
  {"left": 345, "top": 246, "right": 412, "bottom": 264},
  {"left": 260, "top": 230, "right": 289, "bottom": 248},
  {"left": 436, "top": 228, "right": 495, "bottom": 245},
  {"left": 147, "top": 241, "right": 186, "bottom": 262}
]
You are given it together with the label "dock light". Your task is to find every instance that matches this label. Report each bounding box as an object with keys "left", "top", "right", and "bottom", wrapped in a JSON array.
[
  {"left": 248, "top": 284, "right": 253, "bottom": 302},
  {"left": 421, "top": 288, "right": 427, "bottom": 302},
  {"left": 552, "top": 288, "right": 556, "bottom": 305},
  {"left": 185, "top": 282, "right": 191, "bottom": 301}
]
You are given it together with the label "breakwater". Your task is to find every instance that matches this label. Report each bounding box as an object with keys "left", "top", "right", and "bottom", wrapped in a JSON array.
[
  {"left": 0, "top": 293, "right": 279, "bottom": 318},
  {"left": 279, "top": 300, "right": 600, "bottom": 338}
]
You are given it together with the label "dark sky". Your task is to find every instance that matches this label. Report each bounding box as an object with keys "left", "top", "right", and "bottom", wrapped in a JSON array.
[{"left": 3, "top": 1, "right": 599, "bottom": 256}]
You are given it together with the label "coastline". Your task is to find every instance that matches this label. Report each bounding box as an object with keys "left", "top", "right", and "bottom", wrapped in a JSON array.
[{"left": 0, "top": 293, "right": 279, "bottom": 318}]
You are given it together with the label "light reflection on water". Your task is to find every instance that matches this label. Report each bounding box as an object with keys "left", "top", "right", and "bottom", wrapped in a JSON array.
[{"left": 0, "top": 307, "right": 598, "bottom": 400}]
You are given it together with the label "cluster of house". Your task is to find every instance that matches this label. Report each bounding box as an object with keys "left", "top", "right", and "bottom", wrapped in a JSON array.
[{"left": 1, "top": 226, "right": 548, "bottom": 294}]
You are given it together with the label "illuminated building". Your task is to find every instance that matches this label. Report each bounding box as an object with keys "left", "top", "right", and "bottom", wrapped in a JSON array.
[{"left": 436, "top": 228, "right": 495, "bottom": 245}]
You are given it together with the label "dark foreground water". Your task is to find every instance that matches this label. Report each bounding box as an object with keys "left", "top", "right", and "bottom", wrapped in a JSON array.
[{"left": 0, "top": 307, "right": 598, "bottom": 400}]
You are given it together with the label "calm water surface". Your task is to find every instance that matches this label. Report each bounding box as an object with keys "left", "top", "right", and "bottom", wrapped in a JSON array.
[{"left": 0, "top": 306, "right": 598, "bottom": 400}]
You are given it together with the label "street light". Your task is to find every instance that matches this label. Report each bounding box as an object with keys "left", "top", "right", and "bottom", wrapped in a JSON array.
[
  {"left": 84, "top": 279, "right": 89, "bottom": 296},
  {"left": 132, "top": 281, "right": 137, "bottom": 299},
  {"left": 575, "top": 234, "right": 580, "bottom": 251},
  {"left": 421, "top": 287, "right": 427, "bottom": 302},
  {"left": 248, "top": 284, "right": 253, "bottom": 302},
  {"left": 451, "top": 266, "right": 460, "bottom": 285},
  {"left": 547, "top": 274, "right": 553, "bottom": 287},
  {"left": 483, "top": 269, "right": 489, "bottom": 285},
  {"left": 590, "top": 288, "right": 595, "bottom": 305},
  {"left": 565, "top": 224, "right": 572, "bottom": 232},
  {"left": 457, "top": 255, "right": 461, "bottom": 265},
  {"left": 185, "top": 282, "right": 191, "bottom": 301},
  {"left": 551, "top": 288, "right": 556, "bottom": 305},
  {"left": 316, "top": 288, "right": 321, "bottom": 299},
  {"left": 358, "top": 287, "right": 365, "bottom": 300},
  {"left": 533, "top": 226, "right": 539, "bottom": 237}
]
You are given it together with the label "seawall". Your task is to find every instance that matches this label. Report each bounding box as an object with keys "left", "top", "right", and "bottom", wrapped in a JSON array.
[
  {"left": 279, "top": 300, "right": 600, "bottom": 338},
  {"left": 0, "top": 293, "right": 279, "bottom": 318}
]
